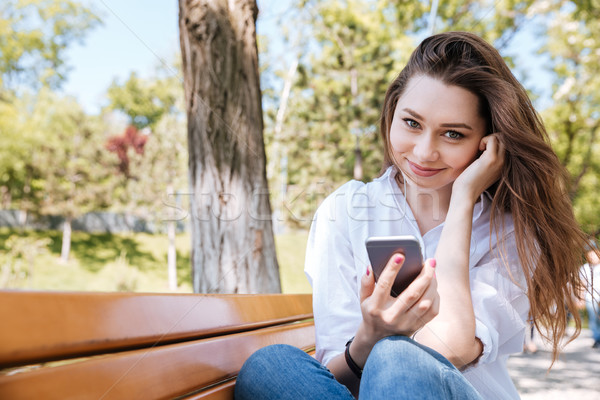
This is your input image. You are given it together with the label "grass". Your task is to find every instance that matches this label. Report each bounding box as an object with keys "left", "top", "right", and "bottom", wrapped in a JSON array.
[
  {"left": 0, "top": 227, "right": 311, "bottom": 294},
  {"left": 275, "top": 231, "right": 312, "bottom": 293}
]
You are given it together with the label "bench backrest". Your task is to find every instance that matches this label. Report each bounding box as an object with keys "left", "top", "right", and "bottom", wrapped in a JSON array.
[{"left": 0, "top": 291, "right": 314, "bottom": 399}]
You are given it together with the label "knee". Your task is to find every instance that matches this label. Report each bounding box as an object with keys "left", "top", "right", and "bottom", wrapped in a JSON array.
[
  {"left": 366, "top": 336, "right": 416, "bottom": 370},
  {"left": 365, "top": 335, "right": 453, "bottom": 374},
  {"left": 237, "top": 344, "right": 292, "bottom": 384},
  {"left": 235, "top": 344, "right": 306, "bottom": 399}
]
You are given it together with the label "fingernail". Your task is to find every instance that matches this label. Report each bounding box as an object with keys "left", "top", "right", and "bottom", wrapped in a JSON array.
[
  {"left": 394, "top": 255, "right": 404, "bottom": 264},
  {"left": 366, "top": 266, "right": 370, "bottom": 276},
  {"left": 430, "top": 258, "right": 437, "bottom": 268}
]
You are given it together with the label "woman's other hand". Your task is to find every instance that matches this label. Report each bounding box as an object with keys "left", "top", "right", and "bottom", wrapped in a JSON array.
[{"left": 453, "top": 133, "right": 505, "bottom": 203}]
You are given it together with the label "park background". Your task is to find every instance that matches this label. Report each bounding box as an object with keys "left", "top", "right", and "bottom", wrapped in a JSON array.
[{"left": 1, "top": 0, "right": 599, "bottom": 296}]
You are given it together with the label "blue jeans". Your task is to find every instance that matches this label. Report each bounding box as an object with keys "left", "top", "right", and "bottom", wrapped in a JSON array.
[
  {"left": 587, "top": 298, "right": 600, "bottom": 341},
  {"left": 234, "top": 335, "right": 483, "bottom": 399}
]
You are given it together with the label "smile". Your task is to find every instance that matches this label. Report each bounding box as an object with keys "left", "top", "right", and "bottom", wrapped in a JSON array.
[{"left": 407, "top": 160, "right": 445, "bottom": 177}]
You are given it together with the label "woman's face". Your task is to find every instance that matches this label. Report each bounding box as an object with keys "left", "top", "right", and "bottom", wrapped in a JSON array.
[{"left": 389, "top": 75, "right": 487, "bottom": 192}]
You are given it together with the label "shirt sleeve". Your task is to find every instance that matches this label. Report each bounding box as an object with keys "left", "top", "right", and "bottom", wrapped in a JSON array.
[
  {"left": 469, "top": 231, "right": 529, "bottom": 366},
  {"left": 304, "top": 182, "right": 365, "bottom": 367}
]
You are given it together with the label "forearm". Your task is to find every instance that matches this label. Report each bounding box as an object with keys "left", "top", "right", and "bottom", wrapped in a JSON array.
[
  {"left": 415, "top": 194, "right": 480, "bottom": 367},
  {"left": 325, "top": 323, "right": 379, "bottom": 397},
  {"left": 326, "top": 351, "right": 360, "bottom": 397}
]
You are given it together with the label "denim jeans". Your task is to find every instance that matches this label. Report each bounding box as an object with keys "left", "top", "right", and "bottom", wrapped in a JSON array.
[
  {"left": 587, "top": 298, "right": 600, "bottom": 341},
  {"left": 234, "top": 335, "right": 483, "bottom": 399}
]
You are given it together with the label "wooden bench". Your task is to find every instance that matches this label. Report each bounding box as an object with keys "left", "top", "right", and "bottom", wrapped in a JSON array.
[{"left": 0, "top": 291, "right": 314, "bottom": 399}]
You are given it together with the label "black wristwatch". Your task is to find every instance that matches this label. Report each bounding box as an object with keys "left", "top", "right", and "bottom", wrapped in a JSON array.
[{"left": 344, "top": 337, "right": 363, "bottom": 378}]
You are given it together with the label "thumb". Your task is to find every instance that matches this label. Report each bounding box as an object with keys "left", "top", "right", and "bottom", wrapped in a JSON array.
[{"left": 360, "top": 265, "right": 375, "bottom": 303}]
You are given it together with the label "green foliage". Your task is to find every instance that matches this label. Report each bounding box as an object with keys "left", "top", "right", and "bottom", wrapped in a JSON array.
[
  {"left": 27, "top": 89, "right": 116, "bottom": 219},
  {"left": 0, "top": 93, "right": 34, "bottom": 207},
  {"left": 0, "top": 0, "right": 101, "bottom": 91},
  {"left": 103, "top": 60, "right": 188, "bottom": 223},
  {"left": 540, "top": 1, "right": 600, "bottom": 235},
  {"left": 0, "top": 234, "right": 51, "bottom": 287},
  {"left": 0, "top": 0, "right": 102, "bottom": 211},
  {"left": 429, "top": 0, "right": 538, "bottom": 47},
  {"left": 106, "top": 71, "right": 178, "bottom": 130}
]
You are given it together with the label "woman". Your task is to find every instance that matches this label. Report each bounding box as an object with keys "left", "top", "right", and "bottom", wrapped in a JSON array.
[{"left": 235, "top": 31, "right": 588, "bottom": 399}]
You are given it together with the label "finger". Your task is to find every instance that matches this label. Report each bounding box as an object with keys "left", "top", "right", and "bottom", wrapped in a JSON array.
[
  {"left": 479, "top": 135, "right": 505, "bottom": 172},
  {"left": 360, "top": 265, "right": 375, "bottom": 303},
  {"left": 409, "top": 270, "right": 439, "bottom": 320},
  {"left": 372, "top": 253, "right": 405, "bottom": 303},
  {"left": 479, "top": 133, "right": 498, "bottom": 152},
  {"left": 391, "top": 258, "right": 436, "bottom": 314}
]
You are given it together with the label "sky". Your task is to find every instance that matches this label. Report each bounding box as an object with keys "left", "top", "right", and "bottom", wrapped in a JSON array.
[
  {"left": 61, "top": 0, "right": 552, "bottom": 115},
  {"left": 61, "top": 0, "right": 290, "bottom": 114}
]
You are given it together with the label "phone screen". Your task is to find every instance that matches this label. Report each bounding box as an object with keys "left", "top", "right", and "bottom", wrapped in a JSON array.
[{"left": 365, "top": 235, "right": 423, "bottom": 297}]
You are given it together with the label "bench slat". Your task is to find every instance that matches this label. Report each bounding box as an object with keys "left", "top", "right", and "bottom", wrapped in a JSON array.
[
  {"left": 0, "top": 291, "right": 312, "bottom": 368},
  {"left": 182, "top": 380, "right": 236, "bottom": 400},
  {"left": 0, "top": 321, "right": 315, "bottom": 400}
]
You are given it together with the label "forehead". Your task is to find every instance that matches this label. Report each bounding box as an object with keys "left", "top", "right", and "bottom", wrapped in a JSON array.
[{"left": 396, "top": 75, "right": 484, "bottom": 125}]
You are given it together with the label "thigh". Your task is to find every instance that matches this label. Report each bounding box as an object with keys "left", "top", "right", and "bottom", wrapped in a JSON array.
[
  {"left": 359, "top": 336, "right": 482, "bottom": 400},
  {"left": 234, "top": 344, "right": 354, "bottom": 400}
]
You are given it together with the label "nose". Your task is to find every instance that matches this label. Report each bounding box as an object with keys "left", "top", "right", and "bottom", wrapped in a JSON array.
[{"left": 413, "top": 133, "right": 439, "bottom": 162}]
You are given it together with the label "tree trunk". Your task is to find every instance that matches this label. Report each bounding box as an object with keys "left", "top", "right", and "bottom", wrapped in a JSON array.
[
  {"left": 60, "top": 217, "right": 72, "bottom": 264},
  {"left": 179, "top": 0, "right": 281, "bottom": 293}
]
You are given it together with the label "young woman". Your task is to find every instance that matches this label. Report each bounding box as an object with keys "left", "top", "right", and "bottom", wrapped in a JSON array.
[{"left": 235, "top": 31, "right": 588, "bottom": 399}]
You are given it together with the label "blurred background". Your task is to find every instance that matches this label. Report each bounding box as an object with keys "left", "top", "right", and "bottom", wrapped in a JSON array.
[{"left": 1, "top": 0, "right": 598, "bottom": 295}]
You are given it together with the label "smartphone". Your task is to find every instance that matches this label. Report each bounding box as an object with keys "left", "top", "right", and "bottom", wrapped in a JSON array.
[{"left": 365, "top": 235, "right": 424, "bottom": 297}]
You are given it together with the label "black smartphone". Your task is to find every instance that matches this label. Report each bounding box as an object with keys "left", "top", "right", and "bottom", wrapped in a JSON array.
[{"left": 365, "top": 235, "right": 424, "bottom": 297}]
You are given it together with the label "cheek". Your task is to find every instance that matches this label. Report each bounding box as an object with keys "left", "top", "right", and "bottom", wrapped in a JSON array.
[
  {"left": 389, "top": 126, "right": 409, "bottom": 154},
  {"left": 390, "top": 136, "right": 408, "bottom": 154},
  {"left": 448, "top": 147, "right": 481, "bottom": 171}
]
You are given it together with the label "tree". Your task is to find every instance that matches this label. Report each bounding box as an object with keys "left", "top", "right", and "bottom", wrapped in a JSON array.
[
  {"left": 105, "top": 65, "right": 188, "bottom": 291},
  {"left": 0, "top": 0, "right": 100, "bottom": 219},
  {"left": 106, "top": 71, "right": 178, "bottom": 130},
  {"left": 0, "top": 0, "right": 101, "bottom": 92},
  {"left": 30, "top": 90, "right": 115, "bottom": 262},
  {"left": 179, "top": 0, "right": 281, "bottom": 293},
  {"left": 539, "top": 1, "right": 600, "bottom": 235}
]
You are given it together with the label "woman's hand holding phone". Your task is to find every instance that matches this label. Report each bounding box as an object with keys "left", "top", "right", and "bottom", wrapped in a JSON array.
[
  {"left": 360, "top": 254, "right": 438, "bottom": 338},
  {"left": 347, "top": 254, "right": 439, "bottom": 369}
]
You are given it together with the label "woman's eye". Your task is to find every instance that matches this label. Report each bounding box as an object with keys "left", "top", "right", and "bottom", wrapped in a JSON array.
[
  {"left": 445, "top": 131, "right": 463, "bottom": 140},
  {"left": 404, "top": 119, "right": 419, "bottom": 129}
]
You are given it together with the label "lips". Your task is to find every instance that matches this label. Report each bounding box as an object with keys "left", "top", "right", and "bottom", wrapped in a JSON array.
[{"left": 407, "top": 160, "right": 444, "bottom": 177}]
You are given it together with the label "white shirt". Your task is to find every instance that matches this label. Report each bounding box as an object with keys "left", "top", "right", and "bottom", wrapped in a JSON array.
[
  {"left": 581, "top": 262, "right": 600, "bottom": 304},
  {"left": 305, "top": 166, "right": 529, "bottom": 399}
]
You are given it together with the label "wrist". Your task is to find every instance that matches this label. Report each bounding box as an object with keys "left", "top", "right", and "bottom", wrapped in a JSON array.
[
  {"left": 450, "top": 183, "right": 480, "bottom": 206},
  {"left": 350, "top": 323, "right": 379, "bottom": 368},
  {"left": 345, "top": 337, "right": 362, "bottom": 378},
  {"left": 448, "top": 192, "right": 477, "bottom": 216}
]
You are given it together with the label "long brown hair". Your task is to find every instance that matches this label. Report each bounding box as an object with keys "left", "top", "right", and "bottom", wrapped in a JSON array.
[{"left": 380, "top": 31, "right": 588, "bottom": 364}]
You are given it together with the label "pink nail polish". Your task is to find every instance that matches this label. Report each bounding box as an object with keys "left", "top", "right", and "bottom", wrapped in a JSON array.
[
  {"left": 430, "top": 259, "right": 437, "bottom": 268},
  {"left": 366, "top": 266, "right": 370, "bottom": 276},
  {"left": 394, "top": 255, "right": 404, "bottom": 264}
]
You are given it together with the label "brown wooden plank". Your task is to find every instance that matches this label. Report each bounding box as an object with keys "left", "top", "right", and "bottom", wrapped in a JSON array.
[
  {"left": 0, "top": 321, "right": 315, "bottom": 400},
  {"left": 0, "top": 291, "right": 312, "bottom": 368},
  {"left": 180, "top": 380, "right": 236, "bottom": 400}
]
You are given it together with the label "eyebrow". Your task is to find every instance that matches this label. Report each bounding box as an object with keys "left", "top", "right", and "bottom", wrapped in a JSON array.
[{"left": 402, "top": 108, "right": 474, "bottom": 130}]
